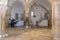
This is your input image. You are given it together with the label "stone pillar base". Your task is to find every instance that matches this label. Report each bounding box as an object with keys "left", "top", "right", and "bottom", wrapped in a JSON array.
[
  {"left": 0, "top": 34, "right": 8, "bottom": 38},
  {"left": 26, "top": 25, "right": 29, "bottom": 29}
]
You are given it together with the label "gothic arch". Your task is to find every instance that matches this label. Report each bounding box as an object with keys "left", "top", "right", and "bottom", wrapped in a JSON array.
[
  {"left": 29, "top": 0, "right": 52, "bottom": 26},
  {"left": 5, "top": 0, "right": 25, "bottom": 28},
  {"left": 6, "top": 0, "right": 24, "bottom": 19},
  {"left": 30, "top": 3, "right": 49, "bottom": 13}
]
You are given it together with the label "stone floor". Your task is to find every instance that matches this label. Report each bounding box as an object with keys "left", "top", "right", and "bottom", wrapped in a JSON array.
[{"left": 4, "top": 27, "right": 52, "bottom": 40}]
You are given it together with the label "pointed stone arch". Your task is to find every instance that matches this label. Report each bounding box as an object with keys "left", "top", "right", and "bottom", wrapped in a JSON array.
[
  {"left": 6, "top": 0, "right": 24, "bottom": 18},
  {"left": 29, "top": 0, "right": 52, "bottom": 27}
]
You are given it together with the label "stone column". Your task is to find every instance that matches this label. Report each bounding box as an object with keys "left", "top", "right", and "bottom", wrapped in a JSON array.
[
  {"left": 0, "top": 8, "right": 2, "bottom": 38},
  {"left": 53, "top": 0, "right": 60, "bottom": 40},
  {"left": 52, "top": 0, "right": 55, "bottom": 40},
  {"left": 24, "top": 5, "right": 30, "bottom": 28},
  {"left": 23, "top": 0, "right": 33, "bottom": 28},
  {"left": 0, "top": 4, "right": 8, "bottom": 38}
]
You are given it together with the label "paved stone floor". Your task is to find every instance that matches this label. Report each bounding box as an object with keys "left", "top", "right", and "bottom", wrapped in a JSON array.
[{"left": 5, "top": 27, "right": 52, "bottom": 40}]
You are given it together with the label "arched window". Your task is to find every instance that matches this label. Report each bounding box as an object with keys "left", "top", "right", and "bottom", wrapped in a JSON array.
[
  {"left": 44, "top": 13, "right": 48, "bottom": 20},
  {"left": 15, "top": 13, "right": 19, "bottom": 20}
]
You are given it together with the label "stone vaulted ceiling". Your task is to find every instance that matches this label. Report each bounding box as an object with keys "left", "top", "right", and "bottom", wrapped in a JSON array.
[{"left": 7, "top": 0, "right": 51, "bottom": 10}]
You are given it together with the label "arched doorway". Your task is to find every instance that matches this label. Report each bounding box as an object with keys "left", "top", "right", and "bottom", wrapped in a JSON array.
[
  {"left": 29, "top": 0, "right": 52, "bottom": 28},
  {"left": 10, "top": 2, "right": 24, "bottom": 20},
  {"left": 6, "top": 0, "right": 25, "bottom": 28}
]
